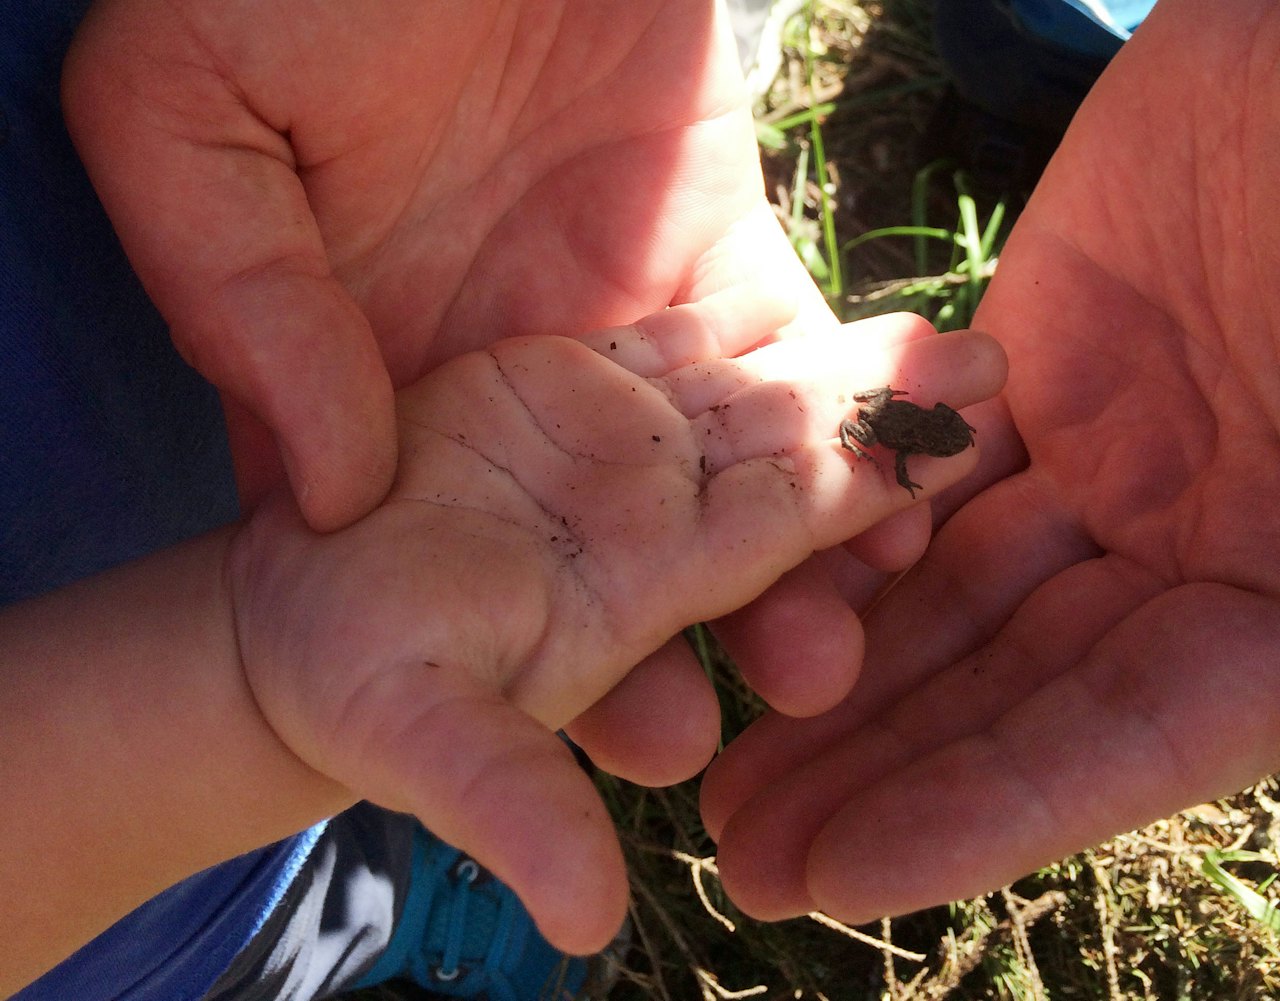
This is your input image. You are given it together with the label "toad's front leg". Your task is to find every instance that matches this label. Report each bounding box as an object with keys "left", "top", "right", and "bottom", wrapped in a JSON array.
[{"left": 838, "top": 418, "right": 876, "bottom": 460}]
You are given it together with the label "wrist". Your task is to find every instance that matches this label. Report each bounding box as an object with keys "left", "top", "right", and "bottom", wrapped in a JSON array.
[{"left": 0, "top": 526, "right": 350, "bottom": 989}]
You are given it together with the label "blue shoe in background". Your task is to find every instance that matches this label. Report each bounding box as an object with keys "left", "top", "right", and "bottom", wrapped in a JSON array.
[
  {"left": 926, "top": 0, "right": 1155, "bottom": 197},
  {"left": 352, "top": 826, "right": 626, "bottom": 1000}
]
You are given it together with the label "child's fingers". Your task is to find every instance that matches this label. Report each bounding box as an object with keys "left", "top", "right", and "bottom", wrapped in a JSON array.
[
  {"left": 565, "top": 636, "right": 721, "bottom": 787},
  {"left": 576, "top": 285, "right": 797, "bottom": 378},
  {"left": 710, "top": 559, "right": 865, "bottom": 718},
  {"left": 660, "top": 312, "right": 938, "bottom": 417},
  {"left": 318, "top": 668, "right": 628, "bottom": 955},
  {"left": 698, "top": 435, "right": 985, "bottom": 591},
  {"left": 693, "top": 328, "right": 1006, "bottom": 476}
]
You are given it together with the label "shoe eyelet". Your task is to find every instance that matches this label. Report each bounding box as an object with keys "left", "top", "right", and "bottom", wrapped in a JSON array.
[
  {"left": 431, "top": 964, "right": 462, "bottom": 982},
  {"left": 453, "top": 857, "right": 481, "bottom": 883}
]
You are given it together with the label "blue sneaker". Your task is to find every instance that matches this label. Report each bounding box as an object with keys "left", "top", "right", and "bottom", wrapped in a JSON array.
[{"left": 352, "top": 826, "right": 626, "bottom": 1000}]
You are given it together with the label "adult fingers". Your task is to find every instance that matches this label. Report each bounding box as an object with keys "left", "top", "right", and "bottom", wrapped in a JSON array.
[
  {"left": 708, "top": 541, "right": 1156, "bottom": 919},
  {"left": 804, "top": 584, "right": 1280, "bottom": 925},
  {"left": 674, "top": 200, "right": 842, "bottom": 345},
  {"left": 700, "top": 475, "right": 1097, "bottom": 843},
  {"left": 708, "top": 497, "right": 1268, "bottom": 922},
  {"left": 576, "top": 285, "right": 797, "bottom": 377},
  {"left": 194, "top": 273, "right": 395, "bottom": 529}
]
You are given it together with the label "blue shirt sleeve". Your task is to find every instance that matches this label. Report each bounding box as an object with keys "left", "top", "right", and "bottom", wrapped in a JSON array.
[
  {"left": 0, "top": 0, "right": 239, "bottom": 604},
  {"left": 2, "top": 4, "right": 321, "bottom": 998},
  {"left": 12, "top": 827, "right": 329, "bottom": 1001}
]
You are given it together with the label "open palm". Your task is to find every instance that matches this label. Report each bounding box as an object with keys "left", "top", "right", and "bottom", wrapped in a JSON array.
[
  {"left": 64, "top": 0, "right": 825, "bottom": 528},
  {"left": 703, "top": 0, "right": 1280, "bottom": 923},
  {"left": 227, "top": 300, "right": 1002, "bottom": 950}
]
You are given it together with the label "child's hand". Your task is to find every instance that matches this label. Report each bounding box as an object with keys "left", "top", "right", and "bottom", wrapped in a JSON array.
[{"left": 226, "top": 294, "right": 1006, "bottom": 952}]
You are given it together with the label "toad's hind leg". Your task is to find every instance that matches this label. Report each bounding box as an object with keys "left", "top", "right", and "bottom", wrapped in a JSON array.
[{"left": 894, "top": 452, "right": 922, "bottom": 498}]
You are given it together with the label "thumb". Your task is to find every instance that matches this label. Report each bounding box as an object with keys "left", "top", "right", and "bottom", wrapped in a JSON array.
[
  {"left": 286, "top": 657, "right": 630, "bottom": 955},
  {"left": 62, "top": 3, "right": 395, "bottom": 531},
  {"left": 183, "top": 266, "right": 397, "bottom": 532}
]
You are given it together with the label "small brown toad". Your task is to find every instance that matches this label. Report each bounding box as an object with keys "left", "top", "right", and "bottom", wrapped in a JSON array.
[{"left": 838, "top": 387, "right": 976, "bottom": 498}]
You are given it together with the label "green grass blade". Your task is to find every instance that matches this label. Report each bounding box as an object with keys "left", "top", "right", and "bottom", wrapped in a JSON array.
[{"left": 1202, "top": 850, "right": 1280, "bottom": 932}]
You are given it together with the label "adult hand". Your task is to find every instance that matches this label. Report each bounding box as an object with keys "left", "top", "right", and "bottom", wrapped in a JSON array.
[
  {"left": 228, "top": 294, "right": 1005, "bottom": 951},
  {"left": 62, "top": 0, "right": 908, "bottom": 790},
  {"left": 702, "top": 0, "right": 1280, "bottom": 923},
  {"left": 62, "top": 0, "right": 830, "bottom": 531}
]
